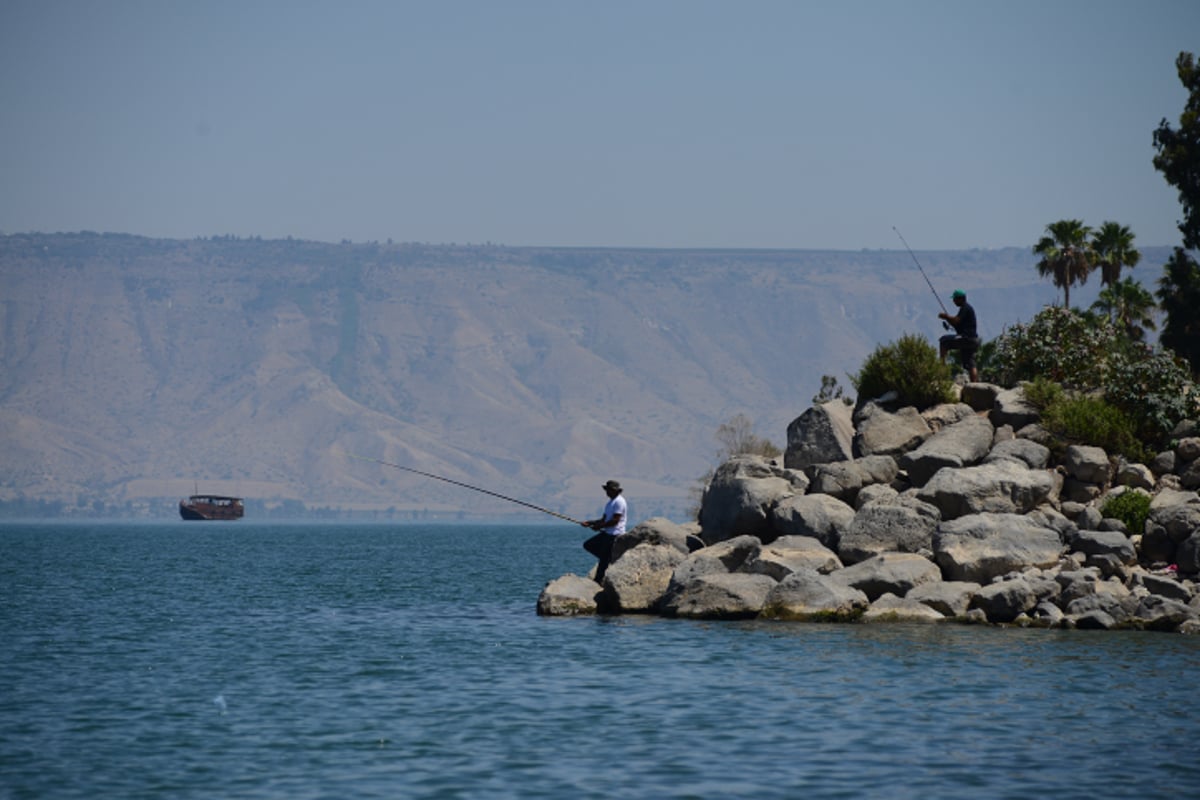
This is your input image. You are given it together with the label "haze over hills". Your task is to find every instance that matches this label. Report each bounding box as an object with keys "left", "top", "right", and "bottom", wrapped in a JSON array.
[{"left": 0, "top": 233, "right": 1167, "bottom": 520}]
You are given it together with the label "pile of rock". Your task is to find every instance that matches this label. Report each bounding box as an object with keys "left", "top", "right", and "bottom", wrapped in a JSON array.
[{"left": 538, "top": 385, "right": 1200, "bottom": 633}]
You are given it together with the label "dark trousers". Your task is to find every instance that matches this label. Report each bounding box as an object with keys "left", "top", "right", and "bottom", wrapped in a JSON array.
[{"left": 583, "top": 532, "right": 616, "bottom": 583}]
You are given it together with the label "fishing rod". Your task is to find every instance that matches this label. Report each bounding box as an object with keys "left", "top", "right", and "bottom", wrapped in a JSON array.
[
  {"left": 349, "top": 454, "right": 588, "bottom": 525},
  {"left": 893, "top": 226, "right": 951, "bottom": 329}
]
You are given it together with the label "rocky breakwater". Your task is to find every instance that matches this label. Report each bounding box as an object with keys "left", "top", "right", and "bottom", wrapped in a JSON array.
[{"left": 538, "top": 385, "right": 1200, "bottom": 633}]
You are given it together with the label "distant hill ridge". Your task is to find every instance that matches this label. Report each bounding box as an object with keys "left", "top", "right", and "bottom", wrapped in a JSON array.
[{"left": 0, "top": 232, "right": 1168, "bottom": 519}]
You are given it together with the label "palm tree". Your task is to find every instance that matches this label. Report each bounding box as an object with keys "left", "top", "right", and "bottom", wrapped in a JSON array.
[
  {"left": 1091, "top": 221, "right": 1141, "bottom": 286},
  {"left": 1090, "top": 277, "right": 1157, "bottom": 341},
  {"left": 1033, "top": 219, "right": 1094, "bottom": 308}
]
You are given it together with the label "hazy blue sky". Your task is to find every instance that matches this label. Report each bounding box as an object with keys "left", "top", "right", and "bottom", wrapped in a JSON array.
[{"left": 2, "top": 0, "right": 1197, "bottom": 250}]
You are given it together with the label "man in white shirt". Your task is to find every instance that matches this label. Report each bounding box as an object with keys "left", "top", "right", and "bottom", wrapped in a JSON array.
[{"left": 581, "top": 479, "right": 627, "bottom": 584}]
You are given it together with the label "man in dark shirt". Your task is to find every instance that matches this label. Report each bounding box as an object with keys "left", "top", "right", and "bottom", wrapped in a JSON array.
[{"left": 938, "top": 289, "right": 980, "bottom": 382}]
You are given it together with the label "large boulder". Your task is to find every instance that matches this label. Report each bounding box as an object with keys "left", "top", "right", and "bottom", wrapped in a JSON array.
[
  {"left": 770, "top": 493, "right": 856, "bottom": 550},
  {"left": 907, "top": 580, "right": 981, "bottom": 617},
  {"left": 861, "top": 593, "right": 947, "bottom": 623},
  {"left": 698, "top": 456, "right": 807, "bottom": 543},
  {"left": 536, "top": 574, "right": 602, "bottom": 616},
  {"left": 612, "top": 517, "right": 697, "bottom": 561},
  {"left": 837, "top": 499, "right": 941, "bottom": 564},
  {"left": 1142, "top": 502, "right": 1200, "bottom": 565},
  {"left": 659, "top": 572, "right": 777, "bottom": 620},
  {"left": 760, "top": 569, "right": 869, "bottom": 621},
  {"left": 917, "top": 459, "right": 1057, "bottom": 520},
  {"left": 933, "top": 513, "right": 1065, "bottom": 583},
  {"left": 852, "top": 405, "right": 932, "bottom": 458},
  {"left": 991, "top": 386, "right": 1039, "bottom": 429},
  {"left": 743, "top": 535, "right": 842, "bottom": 579},
  {"left": 898, "top": 414, "right": 995, "bottom": 486},
  {"left": 603, "top": 544, "right": 687, "bottom": 613},
  {"left": 1070, "top": 530, "right": 1137, "bottom": 566},
  {"left": 804, "top": 455, "right": 899, "bottom": 505},
  {"left": 784, "top": 401, "right": 855, "bottom": 470},
  {"left": 984, "top": 438, "right": 1051, "bottom": 470},
  {"left": 668, "top": 535, "right": 763, "bottom": 591},
  {"left": 970, "top": 577, "right": 1038, "bottom": 623},
  {"left": 1064, "top": 445, "right": 1111, "bottom": 485},
  {"left": 960, "top": 383, "right": 1000, "bottom": 413},
  {"left": 828, "top": 552, "right": 943, "bottom": 601}
]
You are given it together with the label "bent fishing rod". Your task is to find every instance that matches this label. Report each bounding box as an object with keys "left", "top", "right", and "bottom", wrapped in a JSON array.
[
  {"left": 349, "top": 454, "right": 588, "bottom": 525},
  {"left": 893, "top": 226, "right": 951, "bottom": 329}
]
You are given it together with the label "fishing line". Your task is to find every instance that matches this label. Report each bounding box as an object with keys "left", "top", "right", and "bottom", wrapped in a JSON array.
[
  {"left": 894, "top": 226, "right": 952, "bottom": 328},
  {"left": 349, "top": 454, "right": 587, "bottom": 525}
]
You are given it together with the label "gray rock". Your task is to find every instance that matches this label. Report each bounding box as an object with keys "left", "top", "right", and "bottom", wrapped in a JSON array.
[
  {"left": 1179, "top": 534, "right": 1200, "bottom": 575},
  {"left": 960, "top": 383, "right": 999, "bottom": 413},
  {"left": 828, "top": 551, "right": 943, "bottom": 601},
  {"left": 1064, "top": 444, "right": 1111, "bottom": 485},
  {"left": 743, "top": 535, "right": 842, "bottom": 579},
  {"left": 1062, "top": 477, "right": 1103, "bottom": 504},
  {"left": 1073, "top": 609, "right": 1118, "bottom": 630},
  {"left": 804, "top": 455, "right": 899, "bottom": 505},
  {"left": 784, "top": 402, "right": 855, "bottom": 470},
  {"left": 1178, "top": 436, "right": 1200, "bottom": 463},
  {"left": 971, "top": 578, "right": 1038, "bottom": 623},
  {"left": 984, "top": 438, "right": 1051, "bottom": 470},
  {"left": 612, "top": 517, "right": 696, "bottom": 561},
  {"left": 1181, "top": 460, "right": 1200, "bottom": 491},
  {"left": 760, "top": 569, "right": 869, "bottom": 621},
  {"left": 921, "top": 402, "right": 977, "bottom": 433},
  {"left": 907, "top": 580, "right": 981, "bottom": 617},
  {"left": 659, "top": 572, "right": 777, "bottom": 620},
  {"left": 1133, "top": 595, "right": 1199, "bottom": 631},
  {"left": 991, "top": 386, "right": 1039, "bottom": 429},
  {"left": 536, "top": 574, "right": 602, "bottom": 616},
  {"left": 898, "top": 414, "right": 995, "bottom": 487},
  {"left": 1055, "top": 568, "right": 1105, "bottom": 605},
  {"left": 855, "top": 483, "right": 900, "bottom": 509},
  {"left": 1150, "top": 450, "right": 1177, "bottom": 476},
  {"left": 698, "top": 456, "right": 807, "bottom": 543},
  {"left": 604, "top": 544, "right": 688, "bottom": 612},
  {"left": 1071, "top": 530, "right": 1137, "bottom": 565},
  {"left": 1149, "top": 488, "right": 1200, "bottom": 511},
  {"left": 837, "top": 499, "right": 941, "bottom": 564},
  {"left": 668, "top": 535, "right": 763, "bottom": 591},
  {"left": 1131, "top": 572, "right": 1194, "bottom": 603},
  {"left": 861, "top": 593, "right": 947, "bottom": 623},
  {"left": 917, "top": 459, "right": 1057, "bottom": 520},
  {"left": 933, "top": 513, "right": 1065, "bottom": 583},
  {"left": 1115, "top": 463, "right": 1156, "bottom": 491},
  {"left": 1075, "top": 505, "right": 1104, "bottom": 531},
  {"left": 852, "top": 405, "right": 932, "bottom": 458},
  {"left": 1030, "top": 601, "right": 1066, "bottom": 626},
  {"left": 770, "top": 493, "right": 856, "bottom": 550}
]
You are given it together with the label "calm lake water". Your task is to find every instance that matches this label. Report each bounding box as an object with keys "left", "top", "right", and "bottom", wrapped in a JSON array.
[{"left": 2, "top": 522, "right": 1198, "bottom": 799}]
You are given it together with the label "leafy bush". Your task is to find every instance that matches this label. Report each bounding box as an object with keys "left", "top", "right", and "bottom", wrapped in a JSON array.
[
  {"left": 851, "top": 334, "right": 955, "bottom": 410},
  {"left": 1021, "top": 377, "right": 1065, "bottom": 410},
  {"left": 992, "top": 306, "right": 1116, "bottom": 388},
  {"left": 1103, "top": 346, "right": 1200, "bottom": 443},
  {"left": 1040, "top": 394, "right": 1145, "bottom": 462},
  {"left": 1101, "top": 491, "right": 1151, "bottom": 536}
]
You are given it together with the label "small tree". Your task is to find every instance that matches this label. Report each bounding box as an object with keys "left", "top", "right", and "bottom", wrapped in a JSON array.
[
  {"left": 714, "top": 413, "right": 781, "bottom": 460},
  {"left": 1152, "top": 51, "right": 1200, "bottom": 375},
  {"left": 850, "top": 333, "right": 955, "bottom": 410},
  {"left": 1090, "top": 277, "right": 1157, "bottom": 342},
  {"left": 1033, "top": 219, "right": 1094, "bottom": 308},
  {"left": 1091, "top": 221, "right": 1140, "bottom": 286}
]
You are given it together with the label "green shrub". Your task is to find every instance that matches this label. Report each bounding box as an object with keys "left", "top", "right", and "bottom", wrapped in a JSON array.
[
  {"left": 851, "top": 333, "right": 955, "bottom": 410},
  {"left": 1021, "top": 377, "right": 1065, "bottom": 410},
  {"left": 1040, "top": 394, "right": 1145, "bottom": 462},
  {"left": 1101, "top": 491, "right": 1151, "bottom": 536},
  {"left": 992, "top": 306, "right": 1116, "bottom": 389},
  {"left": 1103, "top": 346, "right": 1200, "bottom": 444}
]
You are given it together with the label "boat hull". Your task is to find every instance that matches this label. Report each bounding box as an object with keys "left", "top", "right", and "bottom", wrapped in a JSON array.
[{"left": 179, "top": 495, "right": 244, "bottom": 521}]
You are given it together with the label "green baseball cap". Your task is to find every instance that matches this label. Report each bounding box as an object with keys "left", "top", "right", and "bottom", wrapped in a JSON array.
[{"left": 952, "top": 289, "right": 966, "bottom": 299}]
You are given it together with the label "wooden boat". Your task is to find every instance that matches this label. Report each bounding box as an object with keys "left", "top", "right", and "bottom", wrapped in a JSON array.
[{"left": 179, "top": 494, "right": 244, "bottom": 521}]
